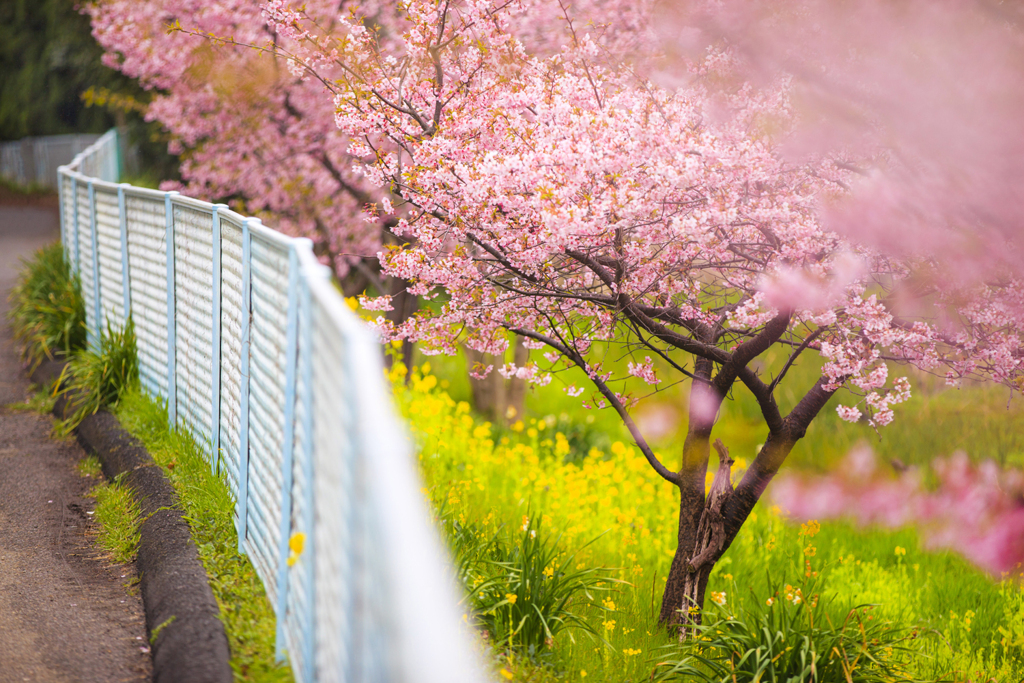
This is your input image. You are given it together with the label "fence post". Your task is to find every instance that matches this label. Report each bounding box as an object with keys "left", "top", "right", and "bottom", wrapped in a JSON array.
[
  {"left": 275, "top": 242, "right": 301, "bottom": 663},
  {"left": 118, "top": 184, "right": 131, "bottom": 321},
  {"left": 165, "top": 191, "right": 179, "bottom": 425},
  {"left": 71, "top": 177, "right": 80, "bottom": 276},
  {"left": 299, "top": 260, "right": 318, "bottom": 683},
  {"left": 237, "top": 217, "right": 255, "bottom": 555},
  {"left": 58, "top": 173, "right": 65, "bottom": 260},
  {"left": 211, "top": 204, "right": 227, "bottom": 474},
  {"left": 88, "top": 181, "right": 101, "bottom": 350}
]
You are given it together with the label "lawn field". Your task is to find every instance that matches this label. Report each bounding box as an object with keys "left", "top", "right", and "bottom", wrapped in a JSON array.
[{"left": 395, "top": 355, "right": 1024, "bottom": 682}]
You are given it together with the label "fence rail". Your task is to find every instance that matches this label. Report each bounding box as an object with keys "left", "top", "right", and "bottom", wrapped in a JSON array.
[{"left": 58, "top": 130, "right": 487, "bottom": 683}]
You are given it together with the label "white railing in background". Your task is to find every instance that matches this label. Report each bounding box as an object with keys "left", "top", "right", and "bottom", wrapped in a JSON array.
[
  {"left": 58, "top": 130, "right": 488, "bottom": 683},
  {"left": 2, "top": 132, "right": 105, "bottom": 189}
]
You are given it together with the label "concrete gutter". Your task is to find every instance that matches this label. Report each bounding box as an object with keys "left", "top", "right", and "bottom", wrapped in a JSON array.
[{"left": 32, "top": 360, "right": 233, "bottom": 683}]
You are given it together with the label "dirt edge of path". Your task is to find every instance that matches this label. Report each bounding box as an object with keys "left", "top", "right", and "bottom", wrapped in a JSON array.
[{"left": 32, "top": 361, "right": 234, "bottom": 683}]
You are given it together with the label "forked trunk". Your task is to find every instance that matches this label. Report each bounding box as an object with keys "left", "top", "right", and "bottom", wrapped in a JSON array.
[{"left": 660, "top": 441, "right": 735, "bottom": 637}]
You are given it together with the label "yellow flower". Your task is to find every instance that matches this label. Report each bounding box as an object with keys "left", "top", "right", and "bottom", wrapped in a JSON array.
[
  {"left": 710, "top": 591, "right": 727, "bottom": 606},
  {"left": 580, "top": 671, "right": 587, "bottom": 679},
  {"left": 895, "top": 546, "right": 907, "bottom": 556},
  {"left": 623, "top": 648, "right": 642, "bottom": 656},
  {"left": 505, "top": 593, "right": 518, "bottom": 605},
  {"left": 500, "top": 669, "right": 514, "bottom": 680},
  {"left": 543, "top": 566, "right": 554, "bottom": 579},
  {"left": 289, "top": 532, "right": 306, "bottom": 555},
  {"left": 800, "top": 520, "right": 820, "bottom": 538}
]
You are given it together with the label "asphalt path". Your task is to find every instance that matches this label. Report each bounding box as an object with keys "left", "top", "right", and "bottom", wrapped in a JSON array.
[{"left": 0, "top": 203, "right": 152, "bottom": 682}]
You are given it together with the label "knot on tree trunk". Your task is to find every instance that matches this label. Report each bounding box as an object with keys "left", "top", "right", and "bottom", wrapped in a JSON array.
[{"left": 687, "top": 439, "right": 734, "bottom": 573}]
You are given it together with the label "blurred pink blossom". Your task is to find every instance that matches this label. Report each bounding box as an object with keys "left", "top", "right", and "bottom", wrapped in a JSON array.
[{"left": 773, "top": 447, "right": 1024, "bottom": 575}]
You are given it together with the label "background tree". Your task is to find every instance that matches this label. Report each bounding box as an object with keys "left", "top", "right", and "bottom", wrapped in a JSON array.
[{"left": 263, "top": 0, "right": 1024, "bottom": 632}]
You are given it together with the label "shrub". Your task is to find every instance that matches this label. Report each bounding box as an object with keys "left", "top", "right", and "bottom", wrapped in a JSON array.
[{"left": 7, "top": 242, "right": 86, "bottom": 369}]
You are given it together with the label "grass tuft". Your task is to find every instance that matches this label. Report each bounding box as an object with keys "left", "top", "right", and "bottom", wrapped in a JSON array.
[
  {"left": 7, "top": 242, "right": 86, "bottom": 370},
  {"left": 59, "top": 317, "right": 138, "bottom": 431},
  {"left": 92, "top": 474, "right": 142, "bottom": 564}
]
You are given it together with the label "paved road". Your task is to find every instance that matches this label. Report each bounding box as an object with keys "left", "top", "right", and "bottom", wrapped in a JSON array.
[{"left": 0, "top": 204, "right": 152, "bottom": 682}]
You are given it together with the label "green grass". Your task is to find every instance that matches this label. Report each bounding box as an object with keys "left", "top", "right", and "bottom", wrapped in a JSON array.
[
  {"left": 405, "top": 359, "right": 1024, "bottom": 683},
  {"left": 114, "top": 387, "right": 293, "bottom": 683},
  {"left": 91, "top": 473, "right": 142, "bottom": 564},
  {"left": 7, "top": 241, "right": 86, "bottom": 371}
]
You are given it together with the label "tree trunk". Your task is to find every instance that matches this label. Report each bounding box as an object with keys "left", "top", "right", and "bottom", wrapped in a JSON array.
[
  {"left": 466, "top": 336, "right": 528, "bottom": 424},
  {"left": 385, "top": 276, "right": 418, "bottom": 373},
  {"left": 660, "top": 441, "right": 735, "bottom": 636},
  {"left": 659, "top": 358, "right": 717, "bottom": 625}
]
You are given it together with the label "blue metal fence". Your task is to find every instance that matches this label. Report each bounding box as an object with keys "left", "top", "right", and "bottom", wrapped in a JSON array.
[{"left": 58, "top": 129, "right": 488, "bottom": 683}]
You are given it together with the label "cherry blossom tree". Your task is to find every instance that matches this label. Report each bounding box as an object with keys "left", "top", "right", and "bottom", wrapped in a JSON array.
[
  {"left": 91, "top": 0, "right": 1024, "bottom": 628},
  {"left": 253, "top": 0, "right": 1024, "bottom": 630},
  {"left": 84, "top": 0, "right": 653, "bottom": 375}
]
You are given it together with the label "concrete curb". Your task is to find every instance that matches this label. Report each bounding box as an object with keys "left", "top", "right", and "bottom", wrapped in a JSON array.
[{"left": 32, "top": 360, "right": 233, "bottom": 683}]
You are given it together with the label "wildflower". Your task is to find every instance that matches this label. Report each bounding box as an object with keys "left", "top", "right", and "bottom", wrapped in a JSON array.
[
  {"left": 766, "top": 597, "right": 775, "bottom": 606},
  {"left": 580, "top": 671, "right": 587, "bottom": 679},
  {"left": 602, "top": 598, "right": 616, "bottom": 611},
  {"left": 895, "top": 546, "right": 907, "bottom": 556},
  {"left": 500, "top": 669, "right": 514, "bottom": 680},
  {"left": 506, "top": 593, "right": 517, "bottom": 605},
  {"left": 543, "top": 566, "right": 554, "bottom": 579},
  {"left": 623, "top": 648, "right": 642, "bottom": 656},
  {"left": 710, "top": 591, "right": 727, "bottom": 606},
  {"left": 521, "top": 515, "right": 529, "bottom": 532},
  {"left": 722, "top": 573, "right": 733, "bottom": 581},
  {"left": 602, "top": 619, "right": 616, "bottom": 631},
  {"left": 800, "top": 520, "right": 821, "bottom": 537}
]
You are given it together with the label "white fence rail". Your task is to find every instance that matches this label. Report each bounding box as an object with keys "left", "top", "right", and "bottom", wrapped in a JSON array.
[
  {"left": 58, "top": 130, "right": 487, "bottom": 683},
  {"left": 2, "top": 133, "right": 105, "bottom": 189}
]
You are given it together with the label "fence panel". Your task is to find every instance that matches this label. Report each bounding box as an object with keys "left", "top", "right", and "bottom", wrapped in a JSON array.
[
  {"left": 172, "top": 199, "right": 216, "bottom": 449},
  {"left": 124, "top": 189, "right": 172, "bottom": 399},
  {"left": 56, "top": 130, "right": 489, "bottom": 683}
]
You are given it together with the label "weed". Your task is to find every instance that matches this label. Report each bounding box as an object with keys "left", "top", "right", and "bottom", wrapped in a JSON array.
[
  {"left": 150, "top": 616, "right": 177, "bottom": 644},
  {"left": 7, "top": 242, "right": 86, "bottom": 370},
  {"left": 92, "top": 474, "right": 141, "bottom": 564}
]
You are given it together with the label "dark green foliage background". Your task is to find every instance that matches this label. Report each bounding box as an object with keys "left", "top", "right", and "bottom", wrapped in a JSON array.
[{"left": 0, "top": 0, "right": 118, "bottom": 140}]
